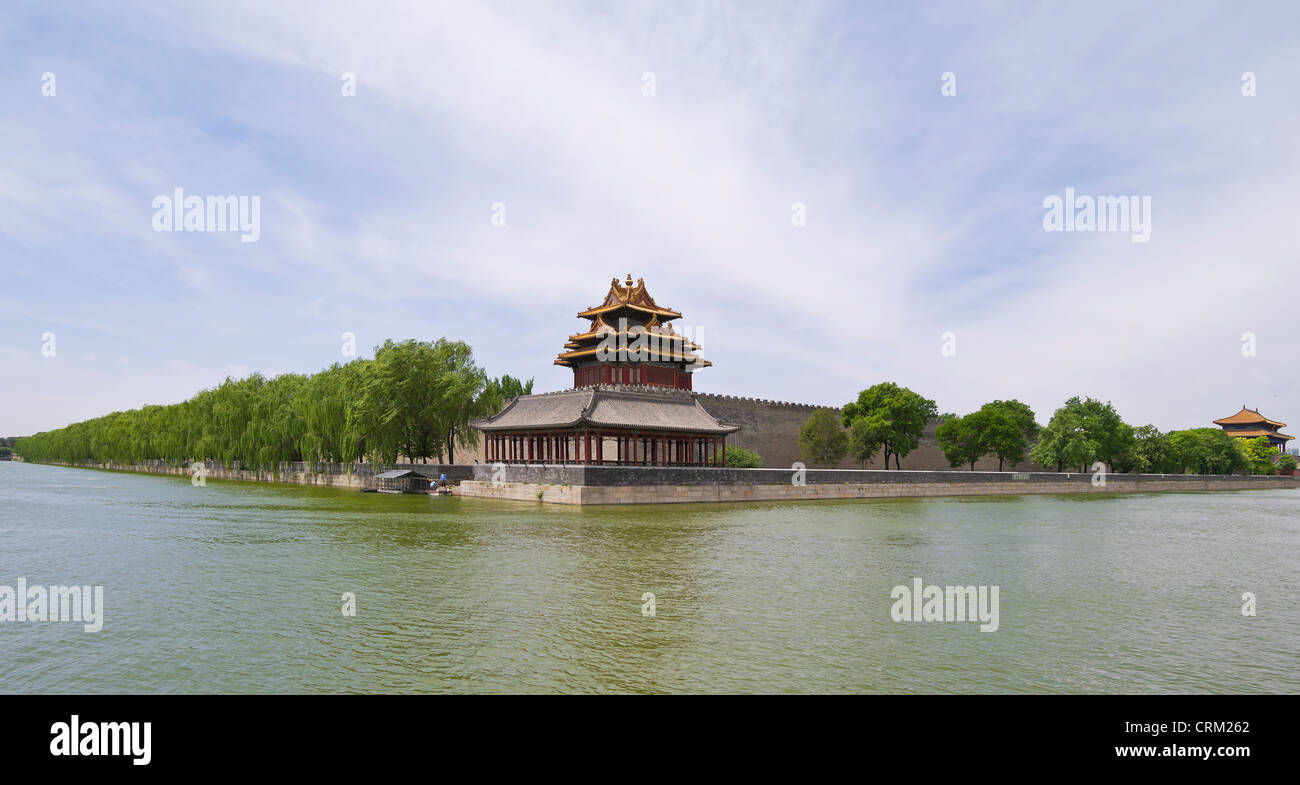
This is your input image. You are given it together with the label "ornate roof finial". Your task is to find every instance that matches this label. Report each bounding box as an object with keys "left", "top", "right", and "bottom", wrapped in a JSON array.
[{"left": 625, "top": 273, "right": 634, "bottom": 286}]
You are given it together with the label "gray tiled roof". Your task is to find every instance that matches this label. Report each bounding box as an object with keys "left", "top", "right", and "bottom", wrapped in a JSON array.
[{"left": 472, "top": 386, "right": 739, "bottom": 434}]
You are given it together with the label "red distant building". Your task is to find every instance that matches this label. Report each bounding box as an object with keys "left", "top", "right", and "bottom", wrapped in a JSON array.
[{"left": 1212, "top": 406, "right": 1294, "bottom": 453}]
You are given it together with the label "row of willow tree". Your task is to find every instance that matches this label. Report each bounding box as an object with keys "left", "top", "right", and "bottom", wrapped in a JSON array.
[
  {"left": 796, "top": 383, "right": 1296, "bottom": 475},
  {"left": 15, "top": 339, "right": 533, "bottom": 469}
]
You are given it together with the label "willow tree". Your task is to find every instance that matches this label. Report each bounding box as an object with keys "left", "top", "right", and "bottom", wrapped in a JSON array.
[
  {"left": 429, "top": 339, "right": 488, "bottom": 464},
  {"left": 16, "top": 335, "right": 504, "bottom": 469}
]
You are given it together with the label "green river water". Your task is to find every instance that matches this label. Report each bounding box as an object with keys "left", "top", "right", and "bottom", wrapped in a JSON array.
[{"left": 0, "top": 461, "right": 1295, "bottom": 694}]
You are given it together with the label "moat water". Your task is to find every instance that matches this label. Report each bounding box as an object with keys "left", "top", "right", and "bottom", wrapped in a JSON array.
[{"left": 1, "top": 461, "right": 1296, "bottom": 693}]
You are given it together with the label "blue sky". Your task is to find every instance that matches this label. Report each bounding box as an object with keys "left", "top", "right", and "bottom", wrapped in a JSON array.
[{"left": 2, "top": 1, "right": 1298, "bottom": 437}]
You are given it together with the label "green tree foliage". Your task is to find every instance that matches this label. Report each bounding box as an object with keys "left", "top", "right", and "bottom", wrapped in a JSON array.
[
  {"left": 478, "top": 374, "right": 534, "bottom": 413},
  {"left": 1160, "top": 429, "right": 1249, "bottom": 475},
  {"left": 936, "top": 400, "right": 1039, "bottom": 471},
  {"left": 936, "top": 415, "right": 982, "bottom": 470},
  {"left": 1029, "top": 410, "right": 1095, "bottom": 472},
  {"left": 1029, "top": 396, "right": 1136, "bottom": 472},
  {"left": 1130, "top": 425, "right": 1167, "bottom": 474},
  {"left": 841, "top": 382, "right": 938, "bottom": 469},
  {"left": 15, "top": 338, "right": 506, "bottom": 469},
  {"left": 797, "top": 408, "right": 848, "bottom": 467},
  {"left": 1277, "top": 454, "right": 1298, "bottom": 473},
  {"left": 1241, "top": 436, "right": 1277, "bottom": 475},
  {"left": 723, "top": 446, "right": 763, "bottom": 468}
]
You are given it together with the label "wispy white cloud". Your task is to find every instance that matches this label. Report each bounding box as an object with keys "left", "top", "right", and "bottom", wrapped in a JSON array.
[{"left": 1, "top": 0, "right": 1297, "bottom": 436}]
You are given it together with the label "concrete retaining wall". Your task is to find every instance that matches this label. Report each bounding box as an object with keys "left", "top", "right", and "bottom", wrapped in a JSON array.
[
  {"left": 38, "top": 460, "right": 473, "bottom": 490},
  {"left": 459, "top": 465, "right": 1298, "bottom": 505}
]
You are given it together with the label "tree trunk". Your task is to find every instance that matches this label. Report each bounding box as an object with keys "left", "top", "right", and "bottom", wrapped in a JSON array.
[
  {"left": 969, "top": 459, "right": 975, "bottom": 471},
  {"left": 998, "top": 457, "right": 1003, "bottom": 471},
  {"left": 894, "top": 453, "right": 901, "bottom": 470}
]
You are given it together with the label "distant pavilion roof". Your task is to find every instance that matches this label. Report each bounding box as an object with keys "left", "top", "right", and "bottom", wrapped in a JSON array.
[
  {"left": 1213, "top": 406, "right": 1287, "bottom": 428},
  {"left": 471, "top": 386, "right": 739, "bottom": 435}
]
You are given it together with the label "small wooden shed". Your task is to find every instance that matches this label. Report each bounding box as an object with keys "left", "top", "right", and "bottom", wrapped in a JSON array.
[{"left": 374, "top": 469, "right": 431, "bottom": 494}]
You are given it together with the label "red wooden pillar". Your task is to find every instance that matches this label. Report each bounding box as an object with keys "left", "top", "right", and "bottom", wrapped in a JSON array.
[
  {"left": 722, "top": 439, "right": 726, "bottom": 466},
  {"left": 596, "top": 431, "right": 603, "bottom": 464}
]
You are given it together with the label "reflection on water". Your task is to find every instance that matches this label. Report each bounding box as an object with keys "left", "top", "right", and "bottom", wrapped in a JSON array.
[{"left": 0, "top": 462, "right": 1296, "bottom": 694}]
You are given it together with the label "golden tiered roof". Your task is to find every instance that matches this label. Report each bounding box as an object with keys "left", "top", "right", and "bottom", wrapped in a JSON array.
[
  {"left": 576, "top": 274, "right": 682, "bottom": 320},
  {"left": 555, "top": 275, "right": 711, "bottom": 368},
  {"left": 1213, "top": 406, "right": 1287, "bottom": 428}
]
